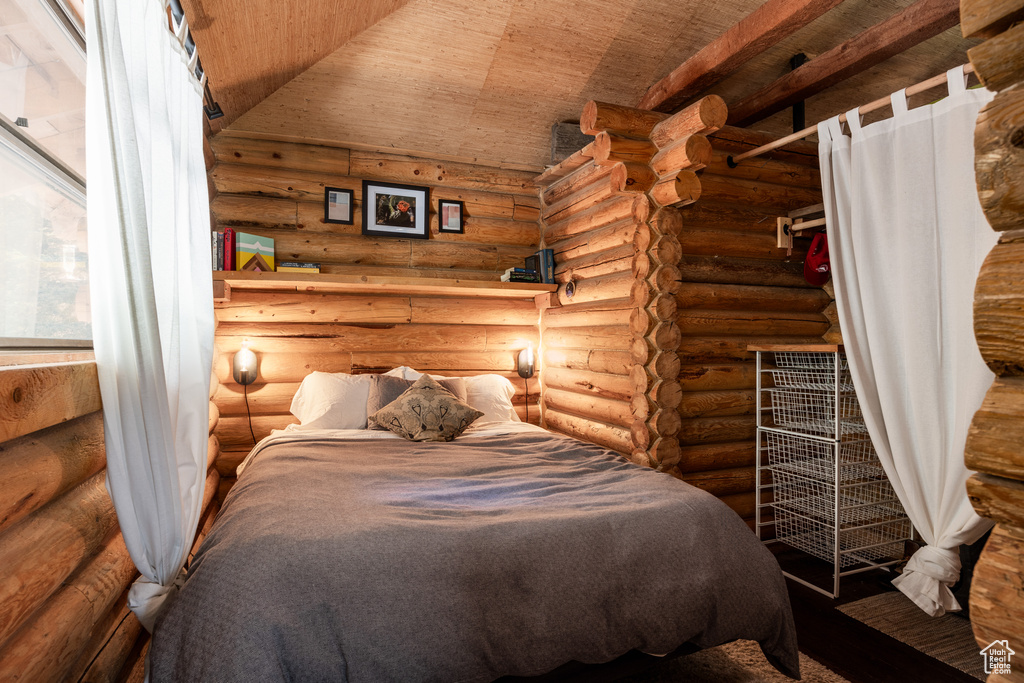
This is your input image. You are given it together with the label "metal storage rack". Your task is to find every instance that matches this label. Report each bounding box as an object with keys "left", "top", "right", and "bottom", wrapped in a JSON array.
[{"left": 751, "top": 344, "right": 912, "bottom": 598}]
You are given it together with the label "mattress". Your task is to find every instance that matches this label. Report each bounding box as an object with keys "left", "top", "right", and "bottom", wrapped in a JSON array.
[{"left": 149, "top": 423, "right": 800, "bottom": 681}]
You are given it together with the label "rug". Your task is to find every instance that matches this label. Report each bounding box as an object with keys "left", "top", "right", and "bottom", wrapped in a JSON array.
[
  {"left": 837, "top": 591, "right": 985, "bottom": 680},
  {"left": 619, "top": 640, "right": 850, "bottom": 682}
]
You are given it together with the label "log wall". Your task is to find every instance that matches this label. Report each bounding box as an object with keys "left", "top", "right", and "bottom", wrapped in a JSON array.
[
  {"left": 0, "top": 359, "right": 221, "bottom": 681},
  {"left": 673, "top": 127, "right": 830, "bottom": 525},
  {"left": 536, "top": 101, "right": 830, "bottom": 529},
  {"left": 211, "top": 284, "right": 542, "bottom": 498},
  {"left": 961, "top": 0, "right": 1024, "bottom": 671},
  {"left": 209, "top": 132, "right": 541, "bottom": 281}
]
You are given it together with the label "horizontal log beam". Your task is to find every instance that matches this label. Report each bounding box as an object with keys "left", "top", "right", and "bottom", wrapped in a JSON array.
[
  {"left": 579, "top": 101, "right": 668, "bottom": 137},
  {"left": 544, "top": 194, "right": 649, "bottom": 243},
  {"left": 966, "top": 377, "right": 1024, "bottom": 479},
  {"left": 968, "top": 473, "right": 1024, "bottom": 528},
  {"left": 542, "top": 349, "right": 633, "bottom": 376},
  {"left": 649, "top": 96, "right": 728, "bottom": 149},
  {"left": 0, "top": 411, "right": 105, "bottom": 534},
  {"left": 676, "top": 441, "right": 755, "bottom": 473},
  {"left": 543, "top": 388, "right": 634, "bottom": 429},
  {"left": 974, "top": 239, "right": 1024, "bottom": 375},
  {"left": 966, "top": 21, "right": 1024, "bottom": 95},
  {"left": 678, "top": 309, "right": 828, "bottom": 337},
  {"left": 677, "top": 466, "right": 755, "bottom": 497},
  {"left": 678, "top": 254, "right": 813, "bottom": 288},
  {"left": 210, "top": 135, "right": 351, "bottom": 174},
  {"left": 960, "top": 0, "right": 1024, "bottom": 38},
  {"left": 0, "top": 362, "right": 101, "bottom": 443},
  {"left": 679, "top": 363, "right": 757, "bottom": 391},
  {"left": 637, "top": 0, "right": 848, "bottom": 112},
  {"left": 542, "top": 367, "right": 633, "bottom": 401},
  {"left": 0, "top": 532, "right": 136, "bottom": 682},
  {"left": 970, "top": 523, "right": 1024, "bottom": 651},
  {"left": 679, "top": 336, "right": 828, "bottom": 362},
  {"left": 676, "top": 282, "right": 830, "bottom": 313},
  {"left": 974, "top": 89, "right": 1024, "bottom": 231},
  {"left": 348, "top": 149, "right": 536, "bottom": 195},
  {"left": 678, "top": 389, "right": 757, "bottom": 418},
  {"left": 0, "top": 471, "right": 116, "bottom": 646},
  {"left": 727, "top": 0, "right": 961, "bottom": 127},
  {"left": 543, "top": 408, "right": 633, "bottom": 455},
  {"left": 679, "top": 415, "right": 758, "bottom": 444}
]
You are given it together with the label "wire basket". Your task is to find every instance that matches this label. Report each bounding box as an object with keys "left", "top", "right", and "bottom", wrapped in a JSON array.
[
  {"left": 769, "top": 469, "right": 905, "bottom": 526},
  {"left": 773, "top": 508, "right": 911, "bottom": 568},
  {"left": 763, "top": 432, "right": 880, "bottom": 483},
  {"left": 769, "top": 368, "right": 854, "bottom": 392},
  {"left": 767, "top": 388, "right": 867, "bottom": 436},
  {"left": 773, "top": 352, "right": 848, "bottom": 370}
]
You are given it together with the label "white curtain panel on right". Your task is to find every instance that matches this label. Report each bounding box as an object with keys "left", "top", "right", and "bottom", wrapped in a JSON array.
[{"left": 818, "top": 66, "right": 996, "bottom": 617}]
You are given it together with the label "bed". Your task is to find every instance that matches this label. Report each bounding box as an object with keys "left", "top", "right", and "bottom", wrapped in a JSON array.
[{"left": 149, "top": 371, "right": 800, "bottom": 682}]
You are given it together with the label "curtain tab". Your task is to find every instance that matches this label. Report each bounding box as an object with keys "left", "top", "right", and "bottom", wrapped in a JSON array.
[{"left": 946, "top": 66, "right": 968, "bottom": 95}]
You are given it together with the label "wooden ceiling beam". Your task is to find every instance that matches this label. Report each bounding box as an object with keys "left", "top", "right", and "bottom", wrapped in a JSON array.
[
  {"left": 637, "top": 0, "right": 848, "bottom": 113},
  {"left": 726, "top": 0, "right": 961, "bottom": 128}
]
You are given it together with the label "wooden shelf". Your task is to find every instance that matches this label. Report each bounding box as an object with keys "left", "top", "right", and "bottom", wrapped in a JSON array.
[
  {"left": 747, "top": 343, "right": 842, "bottom": 352},
  {"left": 212, "top": 271, "right": 557, "bottom": 300}
]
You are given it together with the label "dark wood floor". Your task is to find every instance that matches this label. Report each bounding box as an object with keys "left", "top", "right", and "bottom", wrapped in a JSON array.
[{"left": 776, "top": 546, "right": 979, "bottom": 683}]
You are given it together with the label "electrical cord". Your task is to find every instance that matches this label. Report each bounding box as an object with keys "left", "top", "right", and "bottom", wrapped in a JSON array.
[
  {"left": 524, "top": 376, "right": 529, "bottom": 423},
  {"left": 244, "top": 382, "right": 256, "bottom": 445}
]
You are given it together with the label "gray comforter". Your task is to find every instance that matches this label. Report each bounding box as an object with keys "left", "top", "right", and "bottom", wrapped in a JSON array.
[{"left": 150, "top": 429, "right": 800, "bottom": 681}]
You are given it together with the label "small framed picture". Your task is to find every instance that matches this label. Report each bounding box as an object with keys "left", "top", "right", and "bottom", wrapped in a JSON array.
[
  {"left": 324, "top": 187, "right": 354, "bottom": 225},
  {"left": 362, "top": 180, "right": 429, "bottom": 239},
  {"left": 438, "top": 199, "right": 465, "bottom": 234}
]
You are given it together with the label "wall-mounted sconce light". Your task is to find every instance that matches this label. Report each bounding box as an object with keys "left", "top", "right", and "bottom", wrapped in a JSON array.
[
  {"left": 232, "top": 341, "right": 258, "bottom": 385},
  {"left": 517, "top": 344, "right": 536, "bottom": 379}
]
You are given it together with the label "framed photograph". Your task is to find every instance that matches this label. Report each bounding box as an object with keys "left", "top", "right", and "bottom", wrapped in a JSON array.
[
  {"left": 438, "top": 199, "right": 465, "bottom": 234},
  {"left": 362, "top": 180, "right": 429, "bottom": 239},
  {"left": 324, "top": 187, "right": 354, "bottom": 225}
]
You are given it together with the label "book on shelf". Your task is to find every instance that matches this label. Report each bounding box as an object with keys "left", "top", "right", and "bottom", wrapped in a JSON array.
[
  {"left": 525, "top": 249, "right": 554, "bottom": 283},
  {"left": 501, "top": 267, "right": 540, "bottom": 283},
  {"left": 278, "top": 261, "right": 321, "bottom": 274},
  {"left": 236, "top": 232, "right": 275, "bottom": 272},
  {"left": 216, "top": 232, "right": 224, "bottom": 271},
  {"left": 224, "top": 227, "right": 235, "bottom": 270}
]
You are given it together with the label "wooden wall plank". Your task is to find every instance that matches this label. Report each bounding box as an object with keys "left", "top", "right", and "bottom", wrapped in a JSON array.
[
  {"left": 974, "top": 89, "right": 1024, "bottom": 231},
  {"left": 0, "top": 411, "right": 105, "bottom": 534},
  {"left": 210, "top": 136, "right": 351, "bottom": 174},
  {"left": 0, "top": 533, "right": 136, "bottom": 683},
  {"left": 0, "top": 362, "right": 101, "bottom": 443},
  {"left": 969, "top": 523, "right": 1024, "bottom": 649},
  {"left": 960, "top": 0, "right": 1024, "bottom": 38},
  {"left": 0, "top": 471, "right": 116, "bottom": 647},
  {"left": 968, "top": 21, "right": 1024, "bottom": 93},
  {"left": 968, "top": 473, "right": 1024, "bottom": 528},
  {"left": 965, "top": 377, "right": 1024, "bottom": 480}
]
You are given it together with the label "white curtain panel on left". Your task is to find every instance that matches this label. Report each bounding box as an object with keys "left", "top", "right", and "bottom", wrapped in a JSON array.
[
  {"left": 86, "top": 0, "right": 215, "bottom": 630},
  {"left": 819, "top": 67, "right": 995, "bottom": 617}
]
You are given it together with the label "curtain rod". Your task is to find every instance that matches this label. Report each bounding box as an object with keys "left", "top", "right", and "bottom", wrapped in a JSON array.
[{"left": 727, "top": 63, "right": 975, "bottom": 167}]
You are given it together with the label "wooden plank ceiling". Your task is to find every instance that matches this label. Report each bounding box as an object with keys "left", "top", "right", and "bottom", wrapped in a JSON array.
[{"left": 184, "top": 0, "right": 978, "bottom": 170}]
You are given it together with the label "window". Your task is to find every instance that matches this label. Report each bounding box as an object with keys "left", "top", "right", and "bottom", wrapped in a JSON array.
[{"left": 1, "top": 0, "right": 89, "bottom": 346}]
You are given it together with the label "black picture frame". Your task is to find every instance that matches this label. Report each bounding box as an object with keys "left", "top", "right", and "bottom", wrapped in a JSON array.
[
  {"left": 362, "top": 180, "right": 430, "bottom": 239},
  {"left": 324, "top": 187, "right": 354, "bottom": 225},
  {"left": 438, "top": 199, "right": 465, "bottom": 234}
]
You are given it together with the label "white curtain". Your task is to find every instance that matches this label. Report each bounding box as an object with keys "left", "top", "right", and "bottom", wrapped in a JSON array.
[
  {"left": 818, "top": 67, "right": 996, "bottom": 616},
  {"left": 86, "top": 0, "right": 214, "bottom": 630}
]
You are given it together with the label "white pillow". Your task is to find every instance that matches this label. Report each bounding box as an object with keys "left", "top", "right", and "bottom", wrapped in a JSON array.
[
  {"left": 404, "top": 369, "right": 518, "bottom": 423},
  {"left": 290, "top": 368, "right": 407, "bottom": 429}
]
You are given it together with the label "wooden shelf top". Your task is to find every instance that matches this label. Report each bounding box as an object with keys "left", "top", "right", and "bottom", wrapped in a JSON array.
[
  {"left": 747, "top": 343, "right": 842, "bottom": 352},
  {"left": 213, "top": 271, "right": 557, "bottom": 299}
]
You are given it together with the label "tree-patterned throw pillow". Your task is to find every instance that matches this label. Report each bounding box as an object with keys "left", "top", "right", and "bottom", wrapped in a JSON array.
[{"left": 370, "top": 375, "right": 484, "bottom": 442}]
